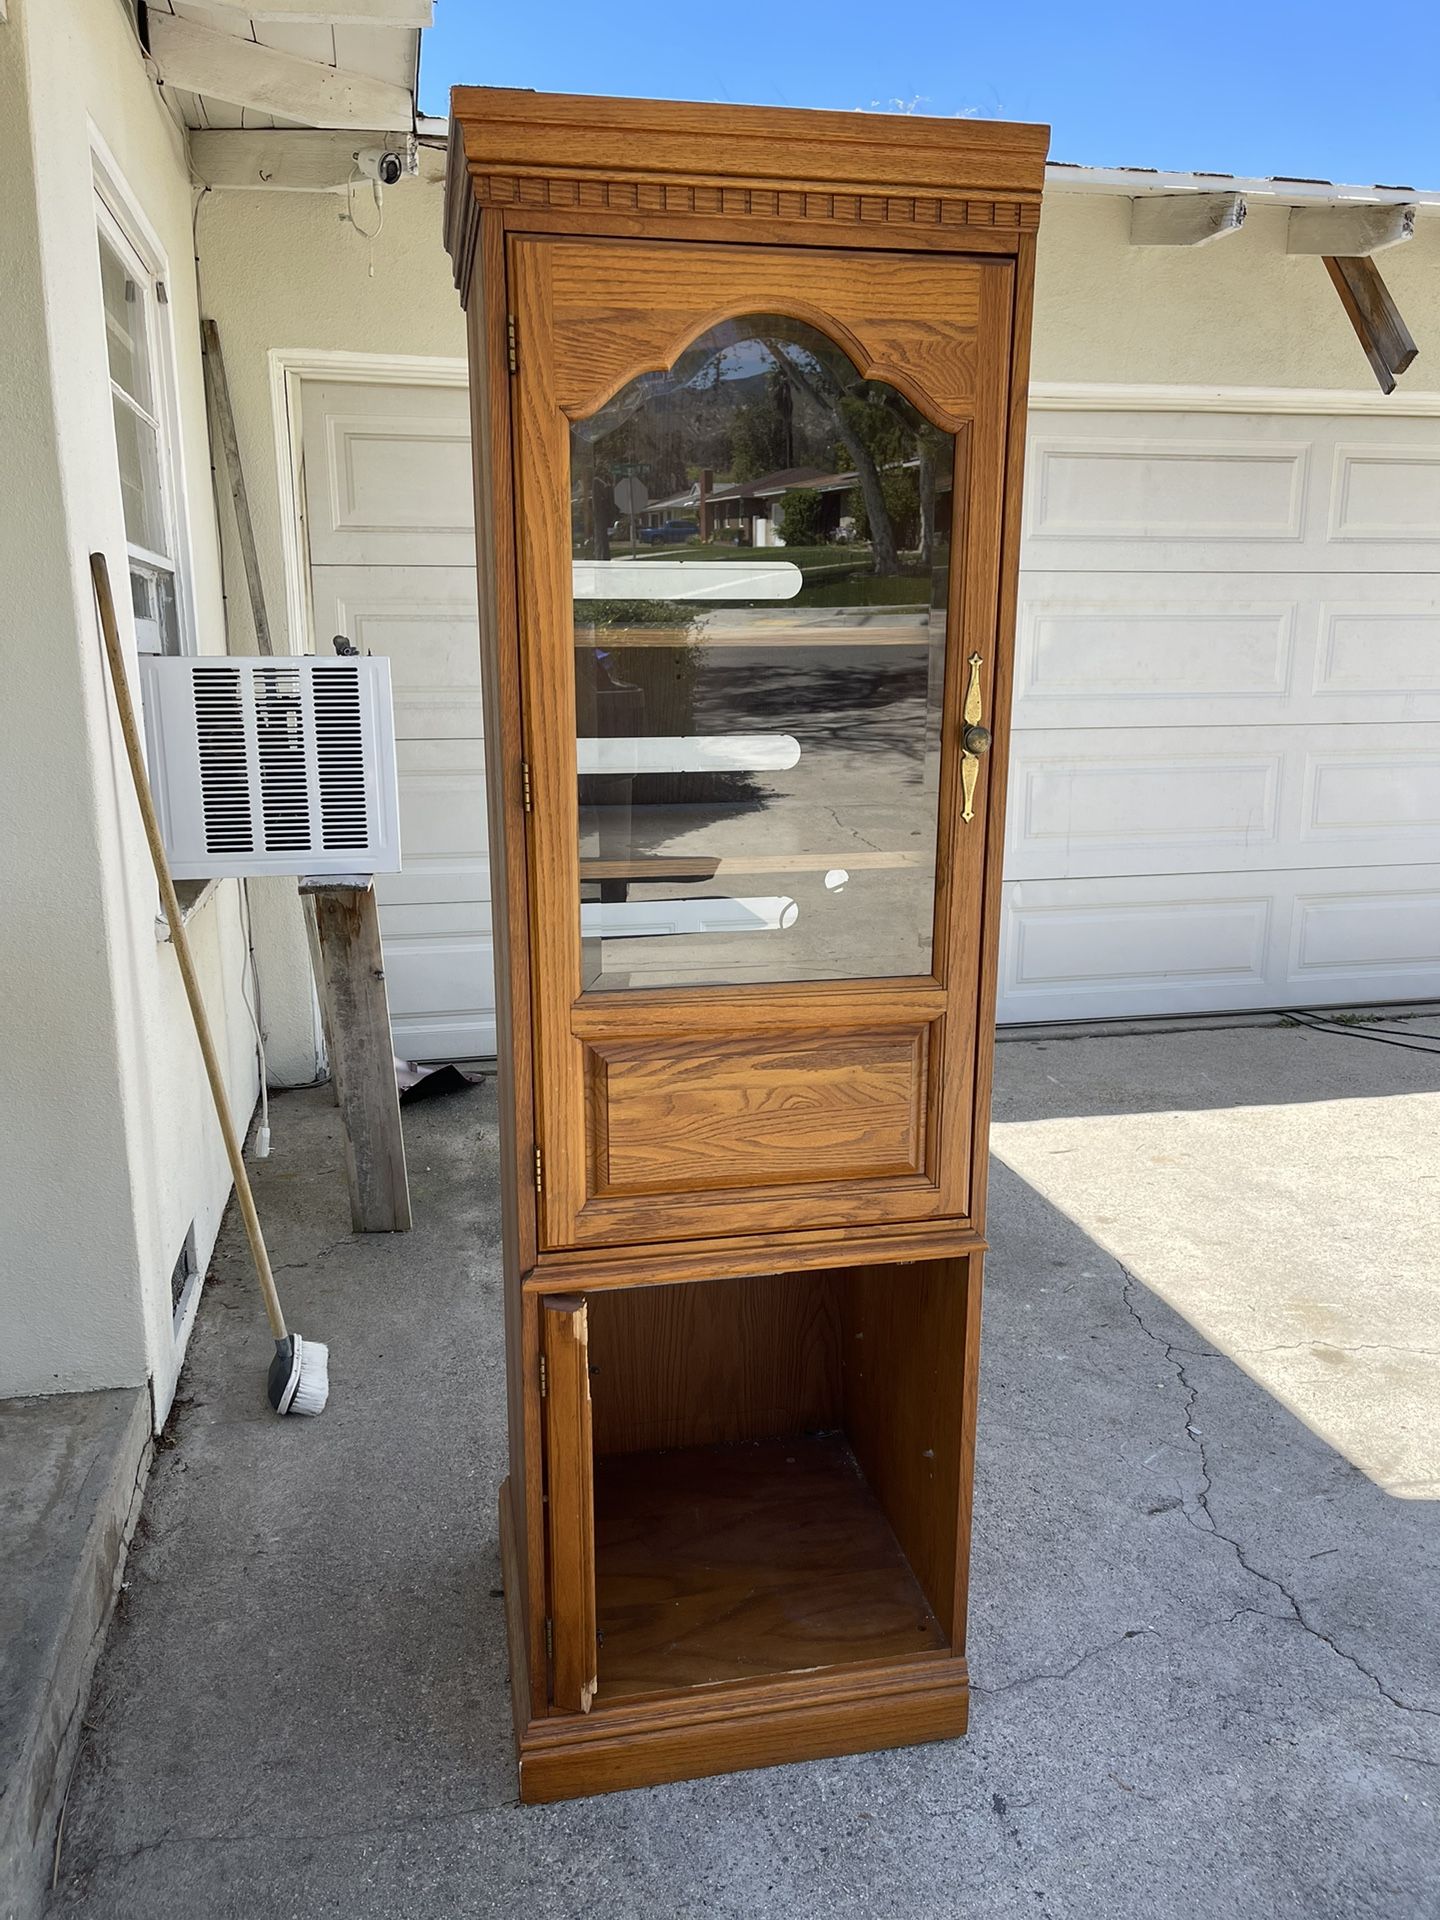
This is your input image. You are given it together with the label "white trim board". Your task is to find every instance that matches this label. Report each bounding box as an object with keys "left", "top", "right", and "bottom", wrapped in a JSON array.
[{"left": 1031, "top": 381, "right": 1440, "bottom": 417}]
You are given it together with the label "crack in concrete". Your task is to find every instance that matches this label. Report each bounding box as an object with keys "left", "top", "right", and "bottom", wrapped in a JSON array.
[
  {"left": 1118, "top": 1265, "right": 1440, "bottom": 1724},
  {"left": 972, "top": 1627, "right": 1154, "bottom": 1699}
]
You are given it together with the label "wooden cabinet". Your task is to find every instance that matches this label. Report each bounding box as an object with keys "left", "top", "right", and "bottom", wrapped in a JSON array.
[{"left": 446, "top": 88, "right": 1047, "bottom": 1802}]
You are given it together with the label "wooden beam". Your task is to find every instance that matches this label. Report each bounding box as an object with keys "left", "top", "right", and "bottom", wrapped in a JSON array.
[
  {"left": 1289, "top": 203, "right": 1416, "bottom": 256},
  {"left": 186, "top": 0, "right": 431, "bottom": 21},
  {"left": 200, "top": 320, "right": 273, "bottom": 654},
  {"left": 191, "top": 129, "right": 414, "bottom": 192},
  {"left": 301, "top": 877, "right": 412, "bottom": 1232},
  {"left": 1323, "top": 255, "right": 1419, "bottom": 394},
  {"left": 1129, "top": 192, "right": 1246, "bottom": 247},
  {"left": 147, "top": 15, "right": 412, "bottom": 131}
]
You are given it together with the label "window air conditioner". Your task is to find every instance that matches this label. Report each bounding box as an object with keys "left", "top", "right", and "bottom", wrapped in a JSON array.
[{"left": 138, "top": 655, "right": 402, "bottom": 878}]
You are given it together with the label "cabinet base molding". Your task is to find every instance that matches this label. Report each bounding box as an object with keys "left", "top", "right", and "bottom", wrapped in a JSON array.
[{"left": 502, "top": 1475, "right": 970, "bottom": 1802}]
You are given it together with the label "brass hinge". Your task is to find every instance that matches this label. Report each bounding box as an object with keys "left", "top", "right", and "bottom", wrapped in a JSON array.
[
  {"left": 520, "top": 759, "right": 532, "bottom": 813},
  {"left": 534, "top": 1145, "right": 544, "bottom": 1194},
  {"left": 538, "top": 1353, "right": 548, "bottom": 1398},
  {"left": 506, "top": 313, "right": 518, "bottom": 374},
  {"left": 544, "top": 1617, "right": 554, "bottom": 1658}
]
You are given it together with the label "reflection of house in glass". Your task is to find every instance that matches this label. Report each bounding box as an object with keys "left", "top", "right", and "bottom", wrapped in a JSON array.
[{"left": 636, "top": 463, "right": 919, "bottom": 548}]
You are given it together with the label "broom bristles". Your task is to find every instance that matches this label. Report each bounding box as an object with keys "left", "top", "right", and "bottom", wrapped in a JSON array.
[{"left": 289, "top": 1336, "right": 330, "bottom": 1416}]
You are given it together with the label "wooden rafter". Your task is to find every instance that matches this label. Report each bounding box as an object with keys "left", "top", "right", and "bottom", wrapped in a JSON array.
[
  {"left": 184, "top": 0, "right": 431, "bottom": 22},
  {"left": 147, "top": 14, "right": 412, "bottom": 131},
  {"left": 1289, "top": 203, "right": 1416, "bottom": 256},
  {"left": 1129, "top": 191, "right": 1247, "bottom": 247}
]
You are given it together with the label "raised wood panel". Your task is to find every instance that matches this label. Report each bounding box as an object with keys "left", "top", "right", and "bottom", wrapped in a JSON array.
[
  {"left": 587, "top": 1027, "right": 928, "bottom": 1198},
  {"left": 534, "top": 238, "right": 987, "bottom": 429}
]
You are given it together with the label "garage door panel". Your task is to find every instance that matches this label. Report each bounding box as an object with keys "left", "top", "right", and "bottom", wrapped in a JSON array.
[
  {"left": 1017, "top": 575, "right": 1440, "bottom": 729},
  {"left": 302, "top": 379, "right": 496, "bottom": 1061},
  {"left": 1028, "top": 434, "right": 1307, "bottom": 546},
  {"left": 1025, "top": 413, "right": 1440, "bottom": 574},
  {"left": 1007, "top": 724, "right": 1440, "bottom": 880},
  {"left": 1291, "top": 882, "right": 1440, "bottom": 989},
  {"left": 1329, "top": 444, "right": 1440, "bottom": 544},
  {"left": 1018, "top": 591, "right": 1297, "bottom": 724},
  {"left": 311, "top": 565, "right": 483, "bottom": 741},
  {"left": 301, "top": 382, "right": 474, "bottom": 567},
  {"left": 1001, "top": 869, "right": 1440, "bottom": 1022},
  {"left": 1001, "top": 878, "right": 1274, "bottom": 1019},
  {"left": 1314, "top": 602, "right": 1440, "bottom": 715},
  {"left": 381, "top": 909, "right": 495, "bottom": 1062}
]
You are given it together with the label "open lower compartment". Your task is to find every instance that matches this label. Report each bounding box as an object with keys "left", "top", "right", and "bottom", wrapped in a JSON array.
[{"left": 541, "top": 1257, "right": 976, "bottom": 1713}]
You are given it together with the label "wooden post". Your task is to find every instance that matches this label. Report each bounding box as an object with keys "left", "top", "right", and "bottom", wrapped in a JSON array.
[{"left": 300, "top": 875, "right": 412, "bottom": 1232}]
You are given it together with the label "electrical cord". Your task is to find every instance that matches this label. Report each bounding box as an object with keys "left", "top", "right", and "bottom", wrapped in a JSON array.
[{"left": 1284, "top": 1006, "right": 1440, "bottom": 1059}]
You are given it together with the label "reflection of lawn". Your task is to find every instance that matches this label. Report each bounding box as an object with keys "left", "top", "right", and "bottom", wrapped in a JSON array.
[{"left": 794, "top": 576, "right": 932, "bottom": 607}]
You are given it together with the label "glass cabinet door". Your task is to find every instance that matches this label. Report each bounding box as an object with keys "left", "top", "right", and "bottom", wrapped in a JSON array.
[
  {"left": 509, "top": 238, "right": 1013, "bottom": 1250},
  {"left": 571, "top": 315, "right": 954, "bottom": 996}
]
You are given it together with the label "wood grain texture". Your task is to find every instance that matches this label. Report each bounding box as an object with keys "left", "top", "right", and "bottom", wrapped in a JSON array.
[
  {"left": 510, "top": 232, "right": 1009, "bottom": 1251},
  {"left": 467, "top": 224, "right": 547, "bottom": 1714},
  {"left": 442, "top": 89, "right": 1046, "bottom": 1801},
  {"left": 527, "top": 1218, "right": 986, "bottom": 1293},
  {"left": 305, "top": 883, "right": 411, "bottom": 1232},
  {"left": 539, "top": 238, "right": 985, "bottom": 429},
  {"left": 515, "top": 1650, "right": 968, "bottom": 1802},
  {"left": 840, "top": 1260, "right": 972, "bottom": 1639},
  {"left": 966, "top": 236, "right": 1034, "bottom": 1238},
  {"left": 541, "top": 1297, "right": 597, "bottom": 1714},
  {"left": 446, "top": 89, "right": 1048, "bottom": 292},
  {"left": 587, "top": 1272, "right": 841, "bottom": 1455},
  {"left": 593, "top": 1435, "right": 947, "bottom": 1701},
  {"left": 588, "top": 1028, "right": 927, "bottom": 1197},
  {"left": 1324, "top": 254, "right": 1419, "bottom": 393}
]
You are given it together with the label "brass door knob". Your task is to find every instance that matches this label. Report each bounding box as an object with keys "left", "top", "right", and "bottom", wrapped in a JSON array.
[{"left": 962, "top": 723, "right": 992, "bottom": 756}]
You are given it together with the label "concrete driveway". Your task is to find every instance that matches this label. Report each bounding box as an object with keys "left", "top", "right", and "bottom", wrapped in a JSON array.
[{"left": 49, "top": 1019, "right": 1440, "bottom": 1918}]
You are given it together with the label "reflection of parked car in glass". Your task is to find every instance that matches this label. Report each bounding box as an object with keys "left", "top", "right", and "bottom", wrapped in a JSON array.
[{"left": 639, "top": 519, "right": 699, "bottom": 545}]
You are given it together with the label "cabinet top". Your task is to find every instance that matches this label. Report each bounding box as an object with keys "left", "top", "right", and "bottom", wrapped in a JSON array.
[{"left": 444, "top": 87, "right": 1049, "bottom": 293}]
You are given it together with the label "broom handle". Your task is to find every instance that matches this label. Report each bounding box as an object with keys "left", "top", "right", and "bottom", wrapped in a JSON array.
[{"left": 90, "top": 554, "right": 287, "bottom": 1343}]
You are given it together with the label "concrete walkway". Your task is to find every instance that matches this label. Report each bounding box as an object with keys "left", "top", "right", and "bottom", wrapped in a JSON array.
[{"left": 49, "top": 1022, "right": 1440, "bottom": 1919}]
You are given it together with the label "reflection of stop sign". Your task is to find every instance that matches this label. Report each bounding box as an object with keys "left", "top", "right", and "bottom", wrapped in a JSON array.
[{"left": 613, "top": 476, "right": 649, "bottom": 514}]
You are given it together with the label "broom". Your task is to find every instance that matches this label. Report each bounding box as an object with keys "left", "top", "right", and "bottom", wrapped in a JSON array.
[{"left": 91, "top": 553, "right": 329, "bottom": 1416}]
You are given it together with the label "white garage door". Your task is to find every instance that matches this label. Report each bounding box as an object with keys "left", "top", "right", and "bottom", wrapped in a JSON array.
[
  {"left": 1000, "top": 406, "right": 1440, "bottom": 1023},
  {"left": 301, "top": 379, "right": 497, "bottom": 1060}
]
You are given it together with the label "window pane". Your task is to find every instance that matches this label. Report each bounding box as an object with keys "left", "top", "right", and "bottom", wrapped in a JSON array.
[
  {"left": 571, "top": 315, "right": 955, "bottom": 993},
  {"left": 130, "top": 563, "right": 180, "bottom": 655},
  {"left": 99, "top": 231, "right": 153, "bottom": 412},
  {"left": 111, "top": 395, "right": 168, "bottom": 556}
]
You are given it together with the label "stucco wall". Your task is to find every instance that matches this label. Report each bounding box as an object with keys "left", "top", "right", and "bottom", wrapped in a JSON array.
[
  {"left": 195, "top": 147, "right": 464, "bottom": 1082},
  {"left": 0, "top": 0, "right": 255, "bottom": 1417},
  {"left": 1034, "top": 190, "right": 1440, "bottom": 391}
]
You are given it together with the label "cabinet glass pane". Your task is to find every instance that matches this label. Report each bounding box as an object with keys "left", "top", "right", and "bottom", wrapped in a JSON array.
[{"left": 572, "top": 315, "right": 955, "bottom": 993}]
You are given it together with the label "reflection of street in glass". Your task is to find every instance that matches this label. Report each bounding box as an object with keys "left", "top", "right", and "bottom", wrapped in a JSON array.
[{"left": 571, "top": 314, "right": 953, "bottom": 994}]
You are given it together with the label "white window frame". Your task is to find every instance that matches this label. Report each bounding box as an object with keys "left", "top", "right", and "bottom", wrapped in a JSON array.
[{"left": 93, "top": 147, "right": 196, "bottom": 656}]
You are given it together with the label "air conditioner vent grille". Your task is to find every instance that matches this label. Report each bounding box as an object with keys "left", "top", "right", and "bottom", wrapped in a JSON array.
[{"left": 138, "top": 655, "right": 401, "bottom": 880}]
